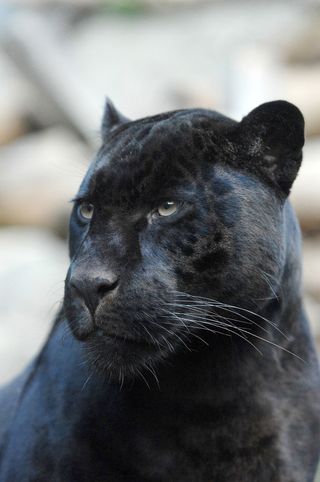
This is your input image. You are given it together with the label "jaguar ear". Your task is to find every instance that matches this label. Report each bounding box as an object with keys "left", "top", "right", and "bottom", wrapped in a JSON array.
[
  {"left": 239, "top": 100, "right": 304, "bottom": 197},
  {"left": 101, "top": 98, "right": 130, "bottom": 138}
]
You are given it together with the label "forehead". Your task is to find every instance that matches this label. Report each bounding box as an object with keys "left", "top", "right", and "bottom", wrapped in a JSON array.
[{"left": 80, "top": 110, "right": 236, "bottom": 207}]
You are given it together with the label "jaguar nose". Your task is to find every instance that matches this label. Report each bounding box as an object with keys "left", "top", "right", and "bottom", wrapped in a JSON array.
[{"left": 70, "top": 271, "right": 119, "bottom": 315}]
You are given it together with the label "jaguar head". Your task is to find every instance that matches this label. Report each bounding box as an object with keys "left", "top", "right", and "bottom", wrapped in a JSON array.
[{"left": 63, "top": 99, "right": 304, "bottom": 381}]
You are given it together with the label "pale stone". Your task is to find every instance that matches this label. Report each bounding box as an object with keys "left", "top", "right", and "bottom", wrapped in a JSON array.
[
  {"left": 291, "top": 139, "right": 320, "bottom": 232},
  {"left": 0, "top": 128, "right": 90, "bottom": 234},
  {"left": 302, "top": 238, "right": 320, "bottom": 300},
  {"left": 0, "top": 227, "right": 69, "bottom": 384}
]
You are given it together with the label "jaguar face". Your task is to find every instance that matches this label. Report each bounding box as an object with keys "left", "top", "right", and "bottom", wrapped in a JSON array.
[{"left": 63, "top": 100, "right": 304, "bottom": 381}]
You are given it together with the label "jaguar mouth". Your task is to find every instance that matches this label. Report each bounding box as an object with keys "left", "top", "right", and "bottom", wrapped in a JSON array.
[{"left": 94, "top": 328, "right": 153, "bottom": 349}]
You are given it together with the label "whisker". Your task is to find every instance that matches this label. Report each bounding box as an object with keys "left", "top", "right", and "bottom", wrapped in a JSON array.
[
  {"left": 161, "top": 310, "right": 262, "bottom": 355},
  {"left": 136, "top": 368, "right": 151, "bottom": 390},
  {"left": 175, "top": 316, "right": 262, "bottom": 355},
  {"left": 169, "top": 293, "right": 288, "bottom": 340},
  {"left": 188, "top": 332, "right": 210, "bottom": 347},
  {"left": 230, "top": 326, "right": 305, "bottom": 363},
  {"left": 119, "top": 368, "right": 125, "bottom": 390},
  {"left": 144, "top": 364, "right": 160, "bottom": 390},
  {"left": 259, "top": 269, "right": 279, "bottom": 301},
  {"left": 81, "top": 372, "right": 94, "bottom": 392},
  {"left": 165, "top": 307, "right": 252, "bottom": 327},
  {"left": 165, "top": 292, "right": 303, "bottom": 361},
  {"left": 147, "top": 319, "right": 192, "bottom": 352},
  {"left": 140, "top": 323, "right": 162, "bottom": 349}
]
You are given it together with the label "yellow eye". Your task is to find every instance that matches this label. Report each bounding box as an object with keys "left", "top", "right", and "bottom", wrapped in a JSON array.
[
  {"left": 78, "top": 202, "right": 94, "bottom": 221},
  {"left": 157, "top": 201, "right": 178, "bottom": 217}
]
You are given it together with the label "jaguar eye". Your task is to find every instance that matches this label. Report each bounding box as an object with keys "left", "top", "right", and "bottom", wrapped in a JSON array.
[
  {"left": 157, "top": 201, "right": 178, "bottom": 217},
  {"left": 78, "top": 202, "right": 94, "bottom": 221}
]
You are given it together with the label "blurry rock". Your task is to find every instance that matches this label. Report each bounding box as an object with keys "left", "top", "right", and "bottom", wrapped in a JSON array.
[
  {"left": 0, "top": 227, "right": 68, "bottom": 384},
  {"left": 304, "top": 295, "right": 320, "bottom": 352},
  {"left": 0, "top": 52, "right": 32, "bottom": 145},
  {"left": 284, "top": 15, "right": 320, "bottom": 65},
  {"left": 302, "top": 237, "right": 320, "bottom": 300},
  {"left": 300, "top": 234, "right": 320, "bottom": 351},
  {"left": 166, "top": 81, "right": 221, "bottom": 112},
  {"left": 67, "top": 3, "right": 304, "bottom": 121},
  {"left": 275, "top": 10, "right": 320, "bottom": 137},
  {"left": 67, "top": 9, "right": 236, "bottom": 119},
  {"left": 227, "top": 47, "right": 281, "bottom": 121},
  {"left": 0, "top": 128, "right": 89, "bottom": 236},
  {"left": 284, "top": 66, "right": 320, "bottom": 137},
  {"left": 0, "top": 47, "right": 79, "bottom": 144},
  {"left": 291, "top": 139, "right": 320, "bottom": 232},
  {"left": 3, "top": 11, "right": 102, "bottom": 147}
]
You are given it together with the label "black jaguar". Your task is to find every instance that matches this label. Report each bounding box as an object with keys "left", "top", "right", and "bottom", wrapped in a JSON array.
[{"left": 0, "top": 100, "right": 319, "bottom": 481}]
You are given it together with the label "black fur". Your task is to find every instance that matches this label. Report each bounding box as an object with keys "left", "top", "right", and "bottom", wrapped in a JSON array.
[{"left": 0, "top": 100, "right": 319, "bottom": 481}]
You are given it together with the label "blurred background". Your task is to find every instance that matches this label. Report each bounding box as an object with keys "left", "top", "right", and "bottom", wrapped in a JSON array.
[{"left": 0, "top": 0, "right": 320, "bottom": 390}]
